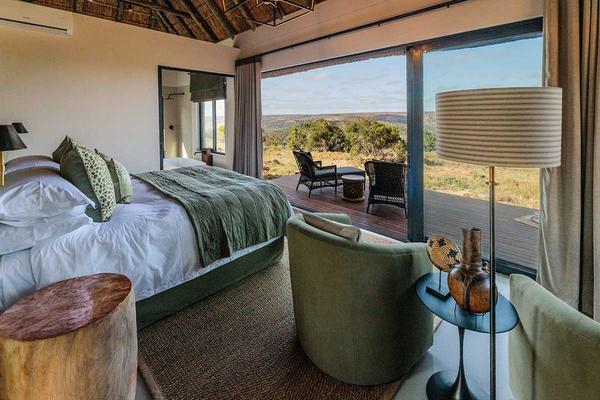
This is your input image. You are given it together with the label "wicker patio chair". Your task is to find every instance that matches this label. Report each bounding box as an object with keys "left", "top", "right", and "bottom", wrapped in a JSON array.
[
  {"left": 293, "top": 150, "right": 338, "bottom": 197},
  {"left": 364, "top": 160, "right": 408, "bottom": 217},
  {"left": 293, "top": 150, "right": 365, "bottom": 198}
]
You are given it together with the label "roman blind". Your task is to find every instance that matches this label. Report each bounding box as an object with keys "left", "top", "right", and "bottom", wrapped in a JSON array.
[{"left": 190, "top": 72, "right": 226, "bottom": 102}]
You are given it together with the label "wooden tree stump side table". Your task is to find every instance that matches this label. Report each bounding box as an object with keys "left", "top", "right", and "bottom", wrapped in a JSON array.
[
  {"left": 341, "top": 174, "right": 366, "bottom": 202},
  {"left": 0, "top": 273, "right": 137, "bottom": 400}
]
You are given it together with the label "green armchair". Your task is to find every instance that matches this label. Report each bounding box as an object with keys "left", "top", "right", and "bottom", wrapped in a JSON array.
[
  {"left": 287, "top": 213, "right": 432, "bottom": 386},
  {"left": 509, "top": 274, "right": 600, "bottom": 400}
]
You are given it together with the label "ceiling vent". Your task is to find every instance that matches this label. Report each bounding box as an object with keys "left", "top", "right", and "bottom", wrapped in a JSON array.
[{"left": 0, "top": 0, "right": 73, "bottom": 36}]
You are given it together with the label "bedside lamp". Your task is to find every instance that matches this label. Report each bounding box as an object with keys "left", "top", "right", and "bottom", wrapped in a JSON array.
[
  {"left": 0, "top": 125, "right": 27, "bottom": 186},
  {"left": 11, "top": 123, "right": 28, "bottom": 134}
]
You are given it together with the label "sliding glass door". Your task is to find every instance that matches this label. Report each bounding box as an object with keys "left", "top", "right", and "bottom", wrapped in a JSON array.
[
  {"left": 261, "top": 55, "right": 410, "bottom": 240},
  {"left": 423, "top": 36, "right": 543, "bottom": 271},
  {"left": 259, "top": 18, "right": 543, "bottom": 273}
]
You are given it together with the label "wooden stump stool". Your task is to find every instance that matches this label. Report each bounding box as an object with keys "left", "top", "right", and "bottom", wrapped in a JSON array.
[{"left": 0, "top": 273, "right": 137, "bottom": 400}]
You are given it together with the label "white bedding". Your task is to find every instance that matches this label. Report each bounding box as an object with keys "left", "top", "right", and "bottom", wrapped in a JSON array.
[{"left": 0, "top": 178, "right": 285, "bottom": 311}]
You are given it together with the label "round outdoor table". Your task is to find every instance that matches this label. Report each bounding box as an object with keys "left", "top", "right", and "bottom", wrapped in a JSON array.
[
  {"left": 416, "top": 272, "right": 519, "bottom": 400},
  {"left": 341, "top": 174, "right": 365, "bottom": 202}
]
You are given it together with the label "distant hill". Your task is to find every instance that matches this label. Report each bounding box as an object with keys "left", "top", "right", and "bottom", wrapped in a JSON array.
[{"left": 263, "top": 112, "right": 436, "bottom": 135}]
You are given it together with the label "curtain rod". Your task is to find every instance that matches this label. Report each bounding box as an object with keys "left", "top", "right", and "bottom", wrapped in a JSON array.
[{"left": 240, "top": 0, "right": 469, "bottom": 61}]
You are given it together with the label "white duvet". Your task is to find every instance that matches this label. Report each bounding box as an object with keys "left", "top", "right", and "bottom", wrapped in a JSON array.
[{"left": 0, "top": 178, "right": 283, "bottom": 311}]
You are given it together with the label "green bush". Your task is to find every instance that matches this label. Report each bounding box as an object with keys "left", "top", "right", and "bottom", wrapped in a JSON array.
[
  {"left": 287, "top": 119, "right": 348, "bottom": 152},
  {"left": 287, "top": 124, "right": 308, "bottom": 150},
  {"left": 264, "top": 128, "right": 289, "bottom": 148},
  {"left": 344, "top": 118, "right": 406, "bottom": 161},
  {"left": 424, "top": 128, "right": 436, "bottom": 152},
  {"left": 286, "top": 118, "right": 407, "bottom": 161}
]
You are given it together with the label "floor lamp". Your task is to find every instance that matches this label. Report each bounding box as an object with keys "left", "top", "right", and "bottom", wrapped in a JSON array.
[{"left": 435, "top": 87, "right": 563, "bottom": 400}]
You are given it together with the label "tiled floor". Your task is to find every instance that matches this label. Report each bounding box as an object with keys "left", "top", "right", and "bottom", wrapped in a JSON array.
[{"left": 135, "top": 275, "right": 513, "bottom": 400}]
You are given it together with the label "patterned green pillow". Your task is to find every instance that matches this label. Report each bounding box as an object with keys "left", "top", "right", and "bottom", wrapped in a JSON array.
[
  {"left": 95, "top": 150, "right": 133, "bottom": 204},
  {"left": 52, "top": 136, "right": 78, "bottom": 163},
  {"left": 60, "top": 145, "right": 116, "bottom": 222}
]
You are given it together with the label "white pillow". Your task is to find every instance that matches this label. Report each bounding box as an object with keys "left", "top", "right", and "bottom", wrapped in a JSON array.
[
  {"left": 5, "top": 155, "right": 59, "bottom": 174},
  {"left": 0, "top": 167, "right": 94, "bottom": 224},
  {"left": 0, "top": 213, "right": 92, "bottom": 256}
]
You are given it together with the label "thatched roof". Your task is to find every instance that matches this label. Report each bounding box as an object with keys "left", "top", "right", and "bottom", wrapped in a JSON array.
[{"left": 26, "top": 0, "right": 327, "bottom": 43}]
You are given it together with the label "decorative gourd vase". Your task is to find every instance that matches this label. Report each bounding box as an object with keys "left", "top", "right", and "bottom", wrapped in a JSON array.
[{"left": 447, "top": 228, "right": 497, "bottom": 314}]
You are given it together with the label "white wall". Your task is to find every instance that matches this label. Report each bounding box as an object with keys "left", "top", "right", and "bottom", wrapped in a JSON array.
[
  {"left": 162, "top": 86, "right": 180, "bottom": 158},
  {"left": 175, "top": 87, "right": 195, "bottom": 159},
  {"left": 234, "top": 0, "right": 542, "bottom": 71},
  {"left": 162, "top": 69, "right": 191, "bottom": 88},
  {"left": 0, "top": 1, "right": 239, "bottom": 173}
]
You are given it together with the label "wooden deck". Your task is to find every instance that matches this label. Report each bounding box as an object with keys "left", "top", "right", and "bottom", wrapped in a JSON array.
[{"left": 271, "top": 174, "right": 539, "bottom": 268}]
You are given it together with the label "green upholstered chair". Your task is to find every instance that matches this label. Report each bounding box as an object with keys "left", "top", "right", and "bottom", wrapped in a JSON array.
[
  {"left": 509, "top": 274, "right": 600, "bottom": 400},
  {"left": 287, "top": 213, "right": 432, "bottom": 386}
]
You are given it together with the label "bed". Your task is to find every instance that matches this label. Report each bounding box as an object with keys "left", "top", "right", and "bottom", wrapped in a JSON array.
[{"left": 0, "top": 159, "right": 291, "bottom": 328}]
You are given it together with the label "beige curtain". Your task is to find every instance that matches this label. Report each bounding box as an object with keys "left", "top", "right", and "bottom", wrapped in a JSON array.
[
  {"left": 233, "top": 57, "right": 263, "bottom": 178},
  {"left": 540, "top": 0, "right": 600, "bottom": 319}
]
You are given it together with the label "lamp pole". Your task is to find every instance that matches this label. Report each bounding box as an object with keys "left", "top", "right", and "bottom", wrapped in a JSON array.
[
  {"left": 0, "top": 151, "right": 4, "bottom": 187},
  {"left": 487, "top": 166, "right": 497, "bottom": 400}
]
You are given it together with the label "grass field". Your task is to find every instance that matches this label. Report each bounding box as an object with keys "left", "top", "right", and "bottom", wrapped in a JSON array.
[{"left": 264, "top": 146, "right": 540, "bottom": 209}]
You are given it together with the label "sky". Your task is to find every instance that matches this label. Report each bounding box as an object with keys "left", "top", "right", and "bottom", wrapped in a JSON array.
[{"left": 261, "top": 37, "right": 543, "bottom": 115}]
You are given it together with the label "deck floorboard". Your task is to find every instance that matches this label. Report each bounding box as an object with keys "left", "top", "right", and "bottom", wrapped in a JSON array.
[{"left": 271, "top": 174, "right": 538, "bottom": 268}]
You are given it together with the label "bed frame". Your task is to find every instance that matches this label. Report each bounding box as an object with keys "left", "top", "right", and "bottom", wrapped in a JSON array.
[{"left": 135, "top": 237, "right": 285, "bottom": 329}]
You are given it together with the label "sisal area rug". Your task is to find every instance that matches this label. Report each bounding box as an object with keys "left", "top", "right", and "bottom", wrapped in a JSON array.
[{"left": 138, "top": 231, "right": 434, "bottom": 400}]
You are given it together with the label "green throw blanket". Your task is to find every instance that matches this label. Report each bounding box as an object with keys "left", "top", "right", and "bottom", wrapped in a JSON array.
[{"left": 135, "top": 166, "right": 290, "bottom": 267}]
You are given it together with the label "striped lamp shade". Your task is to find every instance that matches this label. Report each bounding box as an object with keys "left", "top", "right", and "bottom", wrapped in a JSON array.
[{"left": 435, "top": 87, "right": 563, "bottom": 168}]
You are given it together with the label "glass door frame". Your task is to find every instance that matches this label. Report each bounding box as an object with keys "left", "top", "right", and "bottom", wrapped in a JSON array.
[{"left": 405, "top": 17, "right": 542, "bottom": 277}]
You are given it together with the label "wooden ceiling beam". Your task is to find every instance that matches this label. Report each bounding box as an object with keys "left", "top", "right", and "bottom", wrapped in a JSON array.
[
  {"left": 155, "top": 10, "right": 176, "bottom": 34},
  {"left": 176, "top": 16, "right": 196, "bottom": 38},
  {"left": 151, "top": 10, "right": 166, "bottom": 32},
  {"left": 200, "top": 0, "right": 237, "bottom": 39},
  {"left": 178, "top": 0, "right": 219, "bottom": 42},
  {"left": 148, "top": 12, "right": 156, "bottom": 28},
  {"left": 182, "top": 16, "right": 203, "bottom": 39},
  {"left": 123, "top": 0, "right": 189, "bottom": 18},
  {"left": 150, "top": 0, "right": 179, "bottom": 34},
  {"left": 158, "top": 0, "right": 202, "bottom": 40},
  {"left": 74, "top": 0, "right": 84, "bottom": 13},
  {"left": 154, "top": 0, "right": 195, "bottom": 38},
  {"left": 234, "top": 1, "right": 257, "bottom": 30},
  {"left": 116, "top": 0, "right": 125, "bottom": 22}
]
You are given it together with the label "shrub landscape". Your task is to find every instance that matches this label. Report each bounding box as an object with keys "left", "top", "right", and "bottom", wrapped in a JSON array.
[{"left": 262, "top": 114, "right": 539, "bottom": 209}]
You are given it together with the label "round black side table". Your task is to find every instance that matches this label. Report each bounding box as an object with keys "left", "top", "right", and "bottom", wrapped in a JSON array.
[{"left": 416, "top": 272, "right": 519, "bottom": 400}]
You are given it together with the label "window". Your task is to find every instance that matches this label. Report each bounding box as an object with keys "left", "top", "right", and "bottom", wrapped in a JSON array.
[
  {"left": 200, "top": 99, "right": 225, "bottom": 154},
  {"left": 216, "top": 100, "right": 226, "bottom": 153}
]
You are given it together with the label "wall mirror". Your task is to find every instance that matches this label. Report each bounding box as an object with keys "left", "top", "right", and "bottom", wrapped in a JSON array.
[{"left": 159, "top": 66, "right": 234, "bottom": 170}]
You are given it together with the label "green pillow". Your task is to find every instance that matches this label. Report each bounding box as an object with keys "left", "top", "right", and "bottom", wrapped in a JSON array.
[
  {"left": 60, "top": 145, "right": 116, "bottom": 222},
  {"left": 302, "top": 213, "right": 361, "bottom": 242},
  {"left": 52, "top": 136, "right": 77, "bottom": 163},
  {"left": 95, "top": 150, "right": 133, "bottom": 204}
]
